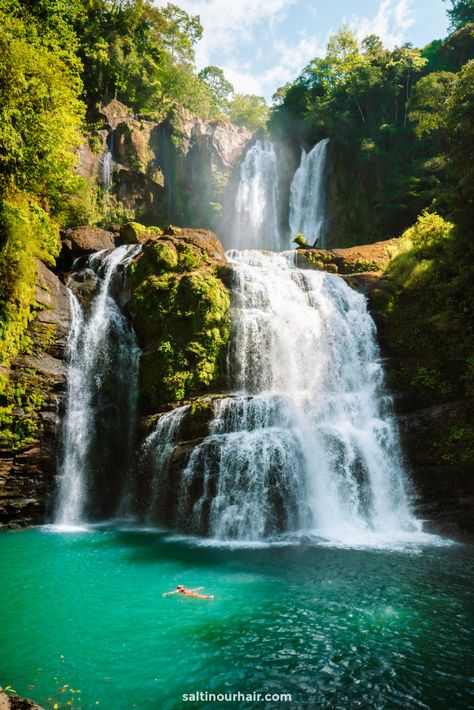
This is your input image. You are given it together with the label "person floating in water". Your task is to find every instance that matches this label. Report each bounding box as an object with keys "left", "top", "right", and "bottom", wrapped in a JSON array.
[{"left": 162, "top": 584, "right": 214, "bottom": 600}]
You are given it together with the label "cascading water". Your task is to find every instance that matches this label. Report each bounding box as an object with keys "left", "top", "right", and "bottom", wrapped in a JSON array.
[
  {"left": 102, "top": 151, "right": 113, "bottom": 187},
  {"left": 54, "top": 245, "right": 141, "bottom": 527},
  {"left": 144, "top": 250, "right": 420, "bottom": 543},
  {"left": 229, "top": 140, "right": 283, "bottom": 251},
  {"left": 289, "top": 138, "right": 329, "bottom": 247}
]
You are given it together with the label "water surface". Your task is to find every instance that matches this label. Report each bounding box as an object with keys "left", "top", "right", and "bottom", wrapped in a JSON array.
[{"left": 1, "top": 528, "right": 473, "bottom": 709}]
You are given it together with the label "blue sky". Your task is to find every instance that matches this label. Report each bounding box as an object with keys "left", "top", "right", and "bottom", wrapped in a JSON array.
[{"left": 155, "top": 0, "right": 450, "bottom": 101}]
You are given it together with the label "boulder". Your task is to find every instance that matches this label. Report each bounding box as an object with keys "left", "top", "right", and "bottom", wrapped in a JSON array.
[
  {"left": 0, "top": 689, "right": 45, "bottom": 709},
  {"left": 60, "top": 226, "right": 116, "bottom": 268},
  {"left": 296, "top": 238, "right": 398, "bottom": 276},
  {"left": 129, "top": 226, "right": 230, "bottom": 412},
  {"left": 118, "top": 222, "right": 162, "bottom": 245}
]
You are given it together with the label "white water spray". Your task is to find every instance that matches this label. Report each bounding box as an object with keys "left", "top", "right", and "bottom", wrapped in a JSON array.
[
  {"left": 55, "top": 245, "right": 141, "bottom": 526},
  {"left": 230, "top": 141, "right": 282, "bottom": 250},
  {"left": 289, "top": 138, "right": 329, "bottom": 247},
  {"left": 147, "top": 250, "right": 419, "bottom": 542},
  {"left": 102, "top": 151, "right": 113, "bottom": 187}
]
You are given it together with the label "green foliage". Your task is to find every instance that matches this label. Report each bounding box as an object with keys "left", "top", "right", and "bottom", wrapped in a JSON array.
[
  {"left": 0, "top": 368, "right": 44, "bottom": 450},
  {"left": 229, "top": 94, "right": 269, "bottom": 130},
  {"left": 376, "top": 212, "right": 473, "bottom": 403},
  {"left": 409, "top": 71, "right": 457, "bottom": 137},
  {"left": 444, "top": 0, "right": 474, "bottom": 30},
  {"left": 71, "top": 0, "right": 216, "bottom": 119},
  {"left": 198, "top": 66, "right": 234, "bottom": 114},
  {"left": 0, "top": 196, "right": 60, "bottom": 365},
  {"left": 0, "top": 9, "right": 84, "bottom": 200},
  {"left": 447, "top": 60, "right": 474, "bottom": 238}
]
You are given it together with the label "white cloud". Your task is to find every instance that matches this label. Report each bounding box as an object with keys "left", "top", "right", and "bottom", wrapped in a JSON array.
[
  {"left": 153, "top": 0, "right": 325, "bottom": 100},
  {"left": 221, "top": 34, "right": 326, "bottom": 99},
  {"left": 154, "top": 0, "right": 298, "bottom": 66},
  {"left": 153, "top": 1, "right": 416, "bottom": 101},
  {"left": 349, "top": 0, "right": 416, "bottom": 48}
]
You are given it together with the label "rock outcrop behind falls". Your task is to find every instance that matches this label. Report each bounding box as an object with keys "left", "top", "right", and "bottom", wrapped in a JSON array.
[
  {"left": 0, "top": 262, "right": 70, "bottom": 528},
  {"left": 78, "top": 99, "right": 252, "bottom": 231}
]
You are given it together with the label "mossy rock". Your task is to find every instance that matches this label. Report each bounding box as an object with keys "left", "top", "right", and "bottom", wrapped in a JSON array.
[
  {"left": 119, "top": 221, "right": 163, "bottom": 245},
  {"left": 130, "top": 226, "right": 230, "bottom": 412}
]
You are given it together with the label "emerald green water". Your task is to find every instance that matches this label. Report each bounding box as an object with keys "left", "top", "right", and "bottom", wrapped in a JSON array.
[{"left": 1, "top": 528, "right": 473, "bottom": 709}]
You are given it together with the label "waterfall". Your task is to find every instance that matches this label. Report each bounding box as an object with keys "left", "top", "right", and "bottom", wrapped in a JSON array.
[
  {"left": 54, "top": 245, "right": 141, "bottom": 527},
  {"left": 102, "top": 151, "right": 113, "bottom": 187},
  {"left": 289, "top": 138, "right": 329, "bottom": 247},
  {"left": 140, "top": 406, "right": 190, "bottom": 524},
  {"left": 145, "top": 250, "right": 419, "bottom": 543},
  {"left": 230, "top": 141, "right": 282, "bottom": 251}
]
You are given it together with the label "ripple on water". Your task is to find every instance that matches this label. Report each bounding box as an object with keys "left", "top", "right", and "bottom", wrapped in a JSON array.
[{"left": 0, "top": 528, "right": 472, "bottom": 710}]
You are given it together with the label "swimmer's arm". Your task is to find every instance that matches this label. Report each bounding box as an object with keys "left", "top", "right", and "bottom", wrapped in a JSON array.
[
  {"left": 162, "top": 590, "right": 179, "bottom": 597},
  {"left": 189, "top": 587, "right": 204, "bottom": 591}
]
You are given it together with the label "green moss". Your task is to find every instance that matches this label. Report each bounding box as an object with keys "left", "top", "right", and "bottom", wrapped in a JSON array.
[
  {"left": 373, "top": 211, "right": 474, "bottom": 470},
  {"left": 0, "top": 194, "right": 60, "bottom": 367},
  {"left": 351, "top": 259, "right": 381, "bottom": 273},
  {"left": 299, "top": 250, "right": 339, "bottom": 273},
  {"left": 294, "top": 233, "right": 308, "bottom": 247},
  {"left": 177, "top": 244, "right": 201, "bottom": 270},
  {"left": 130, "top": 233, "right": 230, "bottom": 411},
  {"left": 0, "top": 368, "right": 44, "bottom": 450}
]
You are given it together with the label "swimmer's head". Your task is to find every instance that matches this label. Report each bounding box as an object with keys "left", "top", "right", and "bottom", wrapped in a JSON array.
[{"left": 177, "top": 585, "right": 184, "bottom": 591}]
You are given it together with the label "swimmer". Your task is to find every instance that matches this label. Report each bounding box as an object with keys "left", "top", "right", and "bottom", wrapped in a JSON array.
[{"left": 162, "top": 584, "right": 214, "bottom": 600}]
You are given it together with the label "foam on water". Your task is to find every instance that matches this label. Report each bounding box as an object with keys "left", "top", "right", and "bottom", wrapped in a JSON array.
[{"left": 144, "top": 249, "right": 425, "bottom": 545}]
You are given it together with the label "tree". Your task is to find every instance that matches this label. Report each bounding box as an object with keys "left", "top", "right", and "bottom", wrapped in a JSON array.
[
  {"left": 198, "top": 66, "right": 234, "bottom": 113},
  {"left": 447, "top": 60, "right": 474, "bottom": 236},
  {"left": 0, "top": 11, "right": 84, "bottom": 200},
  {"left": 160, "top": 2, "right": 202, "bottom": 63},
  {"left": 444, "top": 0, "right": 474, "bottom": 31},
  {"left": 229, "top": 94, "right": 269, "bottom": 130},
  {"left": 409, "top": 71, "right": 457, "bottom": 137}
]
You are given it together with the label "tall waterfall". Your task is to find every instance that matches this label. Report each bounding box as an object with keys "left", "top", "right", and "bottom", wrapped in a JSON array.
[
  {"left": 230, "top": 141, "right": 282, "bottom": 251},
  {"left": 145, "top": 250, "right": 419, "bottom": 543},
  {"left": 289, "top": 138, "right": 329, "bottom": 247},
  {"left": 102, "top": 151, "right": 113, "bottom": 187},
  {"left": 55, "top": 245, "right": 141, "bottom": 527}
]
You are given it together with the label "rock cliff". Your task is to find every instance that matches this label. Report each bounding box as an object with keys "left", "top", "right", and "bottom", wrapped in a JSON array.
[
  {"left": 78, "top": 100, "right": 252, "bottom": 231},
  {"left": 0, "top": 261, "right": 70, "bottom": 527}
]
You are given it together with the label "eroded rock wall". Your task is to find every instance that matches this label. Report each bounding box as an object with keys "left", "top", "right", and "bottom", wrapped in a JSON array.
[
  {"left": 79, "top": 100, "right": 253, "bottom": 231},
  {"left": 0, "top": 262, "right": 70, "bottom": 527}
]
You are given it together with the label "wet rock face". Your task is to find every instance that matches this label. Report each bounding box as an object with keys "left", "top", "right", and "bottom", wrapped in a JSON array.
[
  {"left": 0, "top": 262, "right": 71, "bottom": 528},
  {"left": 136, "top": 395, "right": 222, "bottom": 528},
  {"left": 397, "top": 401, "right": 474, "bottom": 537}
]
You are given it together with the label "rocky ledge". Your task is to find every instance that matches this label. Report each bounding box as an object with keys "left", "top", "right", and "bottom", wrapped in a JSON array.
[{"left": 0, "top": 688, "right": 45, "bottom": 710}]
